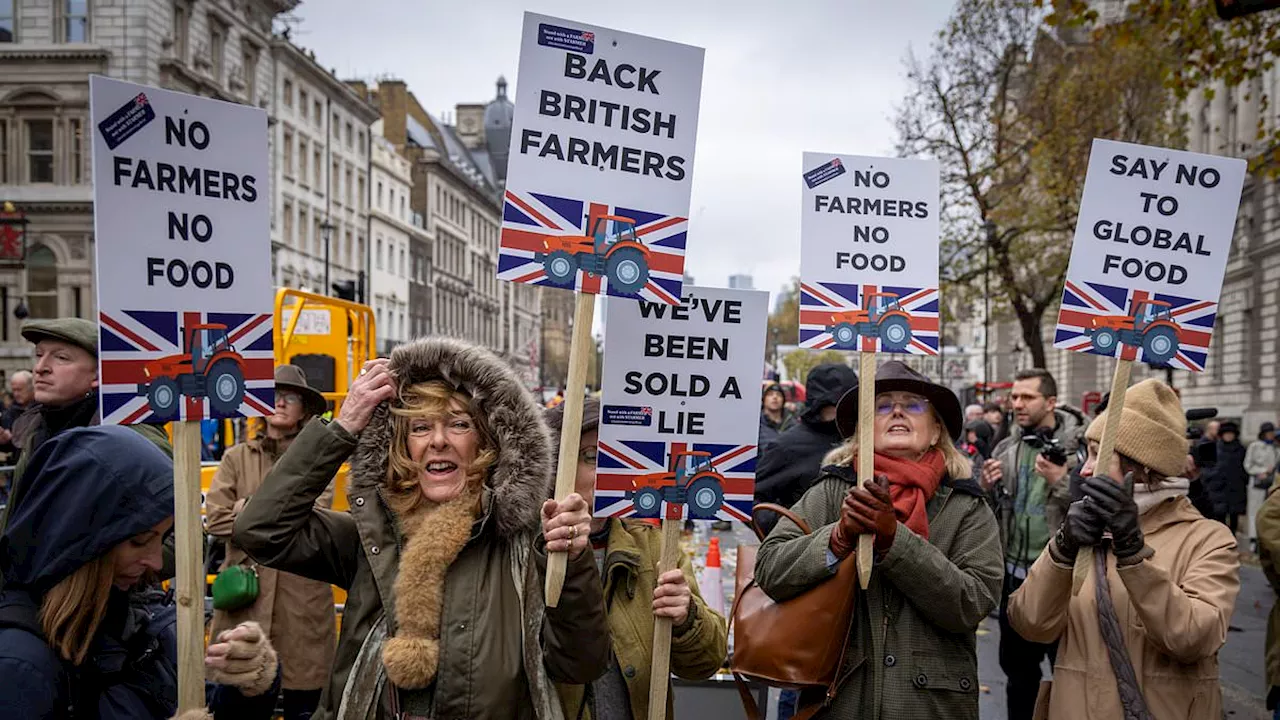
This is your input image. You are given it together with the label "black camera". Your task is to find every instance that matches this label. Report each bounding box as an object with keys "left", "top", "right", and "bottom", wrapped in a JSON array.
[{"left": 1022, "top": 427, "right": 1068, "bottom": 467}]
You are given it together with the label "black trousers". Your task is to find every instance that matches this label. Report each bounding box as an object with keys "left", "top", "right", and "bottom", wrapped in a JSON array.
[
  {"left": 999, "top": 573, "right": 1058, "bottom": 720},
  {"left": 283, "top": 688, "right": 323, "bottom": 720}
]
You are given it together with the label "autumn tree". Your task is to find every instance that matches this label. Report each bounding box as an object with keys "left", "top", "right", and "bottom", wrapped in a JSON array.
[
  {"left": 897, "top": 0, "right": 1181, "bottom": 367},
  {"left": 766, "top": 276, "right": 800, "bottom": 369},
  {"left": 782, "top": 348, "right": 848, "bottom": 384}
]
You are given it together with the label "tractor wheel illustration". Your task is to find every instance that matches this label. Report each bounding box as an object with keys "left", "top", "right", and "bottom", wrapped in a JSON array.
[
  {"left": 148, "top": 378, "right": 181, "bottom": 421},
  {"left": 543, "top": 251, "right": 577, "bottom": 287},
  {"left": 1091, "top": 328, "right": 1120, "bottom": 354},
  {"left": 207, "top": 360, "right": 245, "bottom": 416},
  {"left": 880, "top": 316, "right": 912, "bottom": 352},
  {"left": 831, "top": 323, "right": 857, "bottom": 348},
  {"left": 687, "top": 477, "right": 724, "bottom": 520},
  {"left": 1142, "top": 327, "right": 1178, "bottom": 365},
  {"left": 633, "top": 488, "right": 662, "bottom": 518},
  {"left": 606, "top": 248, "right": 649, "bottom": 295}
]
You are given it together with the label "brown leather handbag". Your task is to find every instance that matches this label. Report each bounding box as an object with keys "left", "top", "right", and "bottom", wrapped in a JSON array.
[{"left": 730, "top": 503, "right": 859, "bottom": 720}]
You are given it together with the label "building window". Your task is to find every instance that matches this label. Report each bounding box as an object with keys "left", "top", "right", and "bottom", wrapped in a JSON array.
[
  {"left": 332, "top": 112, "right": 339, "bottom": 137},
  {"left": 27, "top": 245, "right": 58, "bottom": 319},
  {"left": 283, "top": 200, "right": 293, "bottom": 246},
  {"left": 282, "top": 128, "right": 293, "bottom": 177},
  {"left": 282, "top": 77, "right": 293, "bottom": 108},
  {"left": 26, "top": 119, "right": 53, "bottom": 183},
  {"left": 313, "top": 147, "right": 321, "bottom": 188},
  {"left": 377, "top": 181, "right": 384, "bottom": 210},
  {"left": 209, "top": 18, "right": 226, "bottom": 83},
  {"left": 357, "top": 175, "right": 365, "bottom": 211},
  {"left": 357, "top": 234, "right": 365, "bottom": 269},
  {"left": 400, "top": 194, "right": 405, "bottom": 219},
  {"left": 242, "top": 47, "right": 259, "bottom": 101},
  {"left": 172, "top": 2, "right": 188, "bottom": 60},
  {"left": 62, "top": 0, "right": 88, "bottom": 42},
  {"left": 313, "top": 217, "right": 322, "bottom": 257},
  {"left": 332, "top": 160, "right": 339, "bottom": 201},
  {"left": 0, "top": 120, "right": 8, "bottom": 183},
  {"left": 344, "top": 229, "right": 352, "bottom": 268},
  {"left": 313, "top": 100, "right": 322, "bottom": 127},
  {"left": 399, "top": 247, "right": 405, "bottom": 278},
  {"left": 298, "top": 206, "right": 308, "bottom": 251},
  {"left": 376, "top": 237, "right": 384, "bottom": 270},
  {"left": 345, "top": 122, "right": 353, "bottom": 149},
  {"left": 68, "top": 118, "right": 83, "bottom": 184},
  {"left": 345, "top": 167, "right": 353, "bottom": 206},
  {"left": 300, "top": 89, "right": 309, "bottom": 119},
  {"left": 358, "top": 130, "right": 365, "bottom": 156},
  {"left": 297, "top": 137, "right": 308, "bottom": 185}
]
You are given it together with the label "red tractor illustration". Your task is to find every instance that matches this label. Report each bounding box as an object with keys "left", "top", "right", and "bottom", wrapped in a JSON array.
[
  {"left": 136, "top": 323, "right": 247, "bottom": 420},
  {"left": 1086, "top": 298, "right": 1182, "bottom": 365},
  {"left": 535, "top": 214, "right": 651, "bottom": 295},
  {"left": 825, "top": 292, "right": 913, "bottom": 351},
  {"left": 626, "top": 450, "right": 725, "bottom": 520}
]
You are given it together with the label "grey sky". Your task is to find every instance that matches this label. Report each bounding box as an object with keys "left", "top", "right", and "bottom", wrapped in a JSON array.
[{"left": 289, "top": 1, "right": 953, "bottom": 304}]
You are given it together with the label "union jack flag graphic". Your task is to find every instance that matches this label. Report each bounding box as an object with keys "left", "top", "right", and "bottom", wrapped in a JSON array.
[
  {"left": 497, "top": 189, "right": 687, "bottom": 305},
  {"left": 99, "top": 310, "right": 275, "bottom": 424},
  {"left": 1053, "top": 281, "right": 1216, "bottom": 372},
  {"left": 799, "top": 282, "right": 939, "bottom": 355},
  {"left": 594, "top": 440, "right": 756, "bottom": 522}
]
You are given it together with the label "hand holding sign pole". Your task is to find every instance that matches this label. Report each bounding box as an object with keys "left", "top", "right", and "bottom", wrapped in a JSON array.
[
  {"left": 800, "top": 153, "right": 941, "bottom": 589},
  {"left": 1051, "top": 139, "right": 1245, "bottom": 593},
  {"left": 495, "top": 12, "right": 704, "bottom": 608},
  {"left": 90, "top": 76, "right": 274, "bottom": 710}
]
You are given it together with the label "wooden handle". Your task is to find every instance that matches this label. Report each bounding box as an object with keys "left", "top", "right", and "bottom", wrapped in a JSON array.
[
  {"left": 856, "top": 351, "right": 876, "bottom": 590},
  {"left": 173, "top": 420, "right": 205, "bottom": 711},
  {"left": 1072, "top": 358, "right": 1133, "bottom": 595},
  {"left": 545, "top": 292, "right": 597, "bottom": 608},
  {"left": 647, "top": 519, "right": 683, "bottom": 720}
]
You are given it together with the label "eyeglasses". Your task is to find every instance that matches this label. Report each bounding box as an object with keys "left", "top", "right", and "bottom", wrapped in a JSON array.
[
  {"left": 579, "top": 446, "right": 598, "bottom": 467},
  {"left": 874, "top": 396, "right": 931, "bottom": 416},
  {"left": 408, "top": 416, "right": 476, "bottom": 437},
  {"left": 277, "top": 391, "right": 303, "bottom": 407}
]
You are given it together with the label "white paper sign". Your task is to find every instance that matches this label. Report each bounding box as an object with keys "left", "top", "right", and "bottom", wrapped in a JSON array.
[
  {"left": 1053, "top": 139, "right": 1246, "bottom": 371},
  {"left": 799, "top": 152, "right": 941, "bottom": 355},
  {"left": 596, "top": 286, "right": 767, "bottom": 522},
  {"left": 91, "top": 76, "right": 274, "bottom": 424},
  {"left": 497, "top": 12, "right": 704, "bottom": 304}
]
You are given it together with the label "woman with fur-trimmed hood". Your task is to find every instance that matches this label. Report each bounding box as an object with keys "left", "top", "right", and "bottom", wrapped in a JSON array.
[{"left": 232, "top": 339, "right": 611, "bottom": 720}]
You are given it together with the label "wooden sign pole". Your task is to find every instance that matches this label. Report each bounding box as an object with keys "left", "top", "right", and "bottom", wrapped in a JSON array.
[
  {"left": 855, "top": 351, "right": 877, "bottom": 589},
  {"left": 647, "top": 518, "right": 683, "bottom": 720},
  {"left": 173, "top": 420, "right": 205, "bottom": 711},
  {"left": 545, "top": 292, "right": 597, "bottom": 607},
  {"left": 1072, "top": 357, "right": 1133, "bottom": 595}
]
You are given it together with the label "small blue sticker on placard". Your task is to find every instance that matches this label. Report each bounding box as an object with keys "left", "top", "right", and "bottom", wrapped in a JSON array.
[
  {"left": 803, "top": 158, "right": 846, "bottom": 189},
  {"left": 602, "top": 405, "right": 653, "bottom": 427},
  {"left": 538, "top": 23, "right": 595, "bottom": 54},
  {"left": 98, "top": 92, "right": 156, "bottom": 151}
]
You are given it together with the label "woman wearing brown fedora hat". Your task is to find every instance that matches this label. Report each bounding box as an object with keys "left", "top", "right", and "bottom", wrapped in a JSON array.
[
  {"left": 754, "top": 360, "right": 1003, "bottom": 719},
  {"left": 205, "top": 364, "right": 335, "bottom": 720}
]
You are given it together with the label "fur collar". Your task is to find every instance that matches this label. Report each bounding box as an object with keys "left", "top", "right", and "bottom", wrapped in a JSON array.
[{"left": 347, "top": 337, "right": 553, "bottom": 538}]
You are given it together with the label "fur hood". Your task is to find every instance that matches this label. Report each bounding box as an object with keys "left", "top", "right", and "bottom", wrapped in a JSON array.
[{"left": 347, "top": 337, "right": 553, "bottom": 538}]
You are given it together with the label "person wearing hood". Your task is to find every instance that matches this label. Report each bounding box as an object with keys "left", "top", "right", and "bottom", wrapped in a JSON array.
[
  {"left": 1008, "top": 379, "right": 1240, "bottom": 719},
  {"left": 1246, "top": 423, "right": 1280, "bottom": 550},
  {"left": 1205, "top": 421, "right": 1249, "bottom": 534},
  {"left": 233, "top": 339, "right": 610, "bottom": 720},
  {"left": 205, "top": 365, "right": 336, "bottom": 720},
  {"left": 753, "top": 363, "right": 858, "bottom": 534},
  {"left": 547, "top": 397, "right": 727, "bottom": 719},
  {"left": 0, "top": 425, "right": 282, "bottom": 719},
  {"left": 0, "top": 318, "right": 171, "bottom": 531},
  {"left": 759, "top": 382, "right": 796, "bottom": 449},
  {"left": 754, "top": 361, "right": 1002, "bottom": 718}
]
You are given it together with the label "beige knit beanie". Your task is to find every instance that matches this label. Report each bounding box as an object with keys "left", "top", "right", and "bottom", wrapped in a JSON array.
[{"left": 1085, "top": 378, "right": 1188, "bottom": 478}]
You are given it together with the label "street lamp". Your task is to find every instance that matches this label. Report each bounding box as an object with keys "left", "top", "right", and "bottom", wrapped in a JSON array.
[{"left": 320, "top": 219, "right": 336, "bottom": 295}]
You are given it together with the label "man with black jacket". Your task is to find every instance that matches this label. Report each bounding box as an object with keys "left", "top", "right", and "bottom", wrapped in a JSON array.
[{"left": 752, "top": 363, "right": 857, "bottom": 534}]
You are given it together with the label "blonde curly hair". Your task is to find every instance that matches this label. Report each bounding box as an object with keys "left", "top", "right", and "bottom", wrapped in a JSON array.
[{"left": 384, "top": 380, "right": 497, "bottom": 517}]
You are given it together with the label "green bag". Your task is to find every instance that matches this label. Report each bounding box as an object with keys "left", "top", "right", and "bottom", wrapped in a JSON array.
[{"left": 211, "top": 564, "right": 259, "bottom": 612}]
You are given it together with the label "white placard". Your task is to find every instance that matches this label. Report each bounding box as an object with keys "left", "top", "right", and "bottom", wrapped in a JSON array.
[
  {"left": 91, "top": 76, "right": 274, "bottom": 423},
  {"left": 595, "top": 286, "right": 767, "bottom": 522},
  {"left": 799, "top": 152, "right": 941, "bottom": 355},
  {"left": 1053, "top": 139, "right": 1246, "bottom": 371},
  {"left": 497, "top": 12, "right": 704, "bottom": 304}
]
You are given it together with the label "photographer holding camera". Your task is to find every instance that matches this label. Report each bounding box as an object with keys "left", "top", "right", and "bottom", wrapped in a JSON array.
[{"left": 980, "top": 368, "right": 1086, "bottom": 720}]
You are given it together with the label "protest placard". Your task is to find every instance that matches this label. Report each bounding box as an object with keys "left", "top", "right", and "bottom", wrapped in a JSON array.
[
  {"left": 497, "top": 12, "right": 704, "bottom": 303},
  {"left": 799, "top": 152, "right": 941, "bottom": 354},
  {"left": 1053, "top": 139, "right": 1247, "bottom": 371},
  {"left": 596, "top": 286, "right": 767, "bottom": 521},
  {"left": 90, "top": 76, "right": 274, "bottom": 425}
]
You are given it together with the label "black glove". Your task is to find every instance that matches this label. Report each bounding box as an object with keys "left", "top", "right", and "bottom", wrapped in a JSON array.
[
  {"left": 1051, "top": 498, "right": 1107, "bottom": 563},
  {"left": 1081, "top": 472, "right": 1145, "bottom": 559}
]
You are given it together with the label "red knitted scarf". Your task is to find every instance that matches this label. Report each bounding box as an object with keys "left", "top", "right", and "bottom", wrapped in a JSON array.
[{"left": 869, "top": 449, "right": 946, "bottom": 540}]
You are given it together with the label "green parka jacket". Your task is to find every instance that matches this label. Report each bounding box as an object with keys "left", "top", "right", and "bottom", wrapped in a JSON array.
[
  {"left": 754, "top": 465, "right": 1003, "bottom": 720},
  {"left": 233, "top": 338, "right": 610, "bottom": 720},
  {"left": 556, "top": 518, "right": 728, "bottom": 719}
]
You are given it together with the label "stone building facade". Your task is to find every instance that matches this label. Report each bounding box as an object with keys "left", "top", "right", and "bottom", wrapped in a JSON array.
[{"left": 369, "top": 122, "right": 425, "bottom": 353}]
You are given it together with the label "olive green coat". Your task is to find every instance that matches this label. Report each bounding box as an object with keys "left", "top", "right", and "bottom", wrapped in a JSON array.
[
  {"left": 556, "top": 518, "right": 729, "bottom": 720},
  {"left": 1256, "top": 484, "right": 1280, "bottom": 705},
  {"left": 754, "top": 466, "right": 1002, "bottom": 720}
]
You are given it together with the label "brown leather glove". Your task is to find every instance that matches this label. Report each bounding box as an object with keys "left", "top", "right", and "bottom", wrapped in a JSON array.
[
  {"left": 848, "top": 476, "right": 897, "bottom": 553},
  {"left": 829, "top": 488, "right": 871, "bottom": 559}
]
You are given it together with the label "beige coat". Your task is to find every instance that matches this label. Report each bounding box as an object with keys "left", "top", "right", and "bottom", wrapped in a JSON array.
[
  {"left": 206, "top": 438, "right": 338, "bottom": 691},
  {"left": 1008, "top": 495, "right": 1239, "bottom": 719}
]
